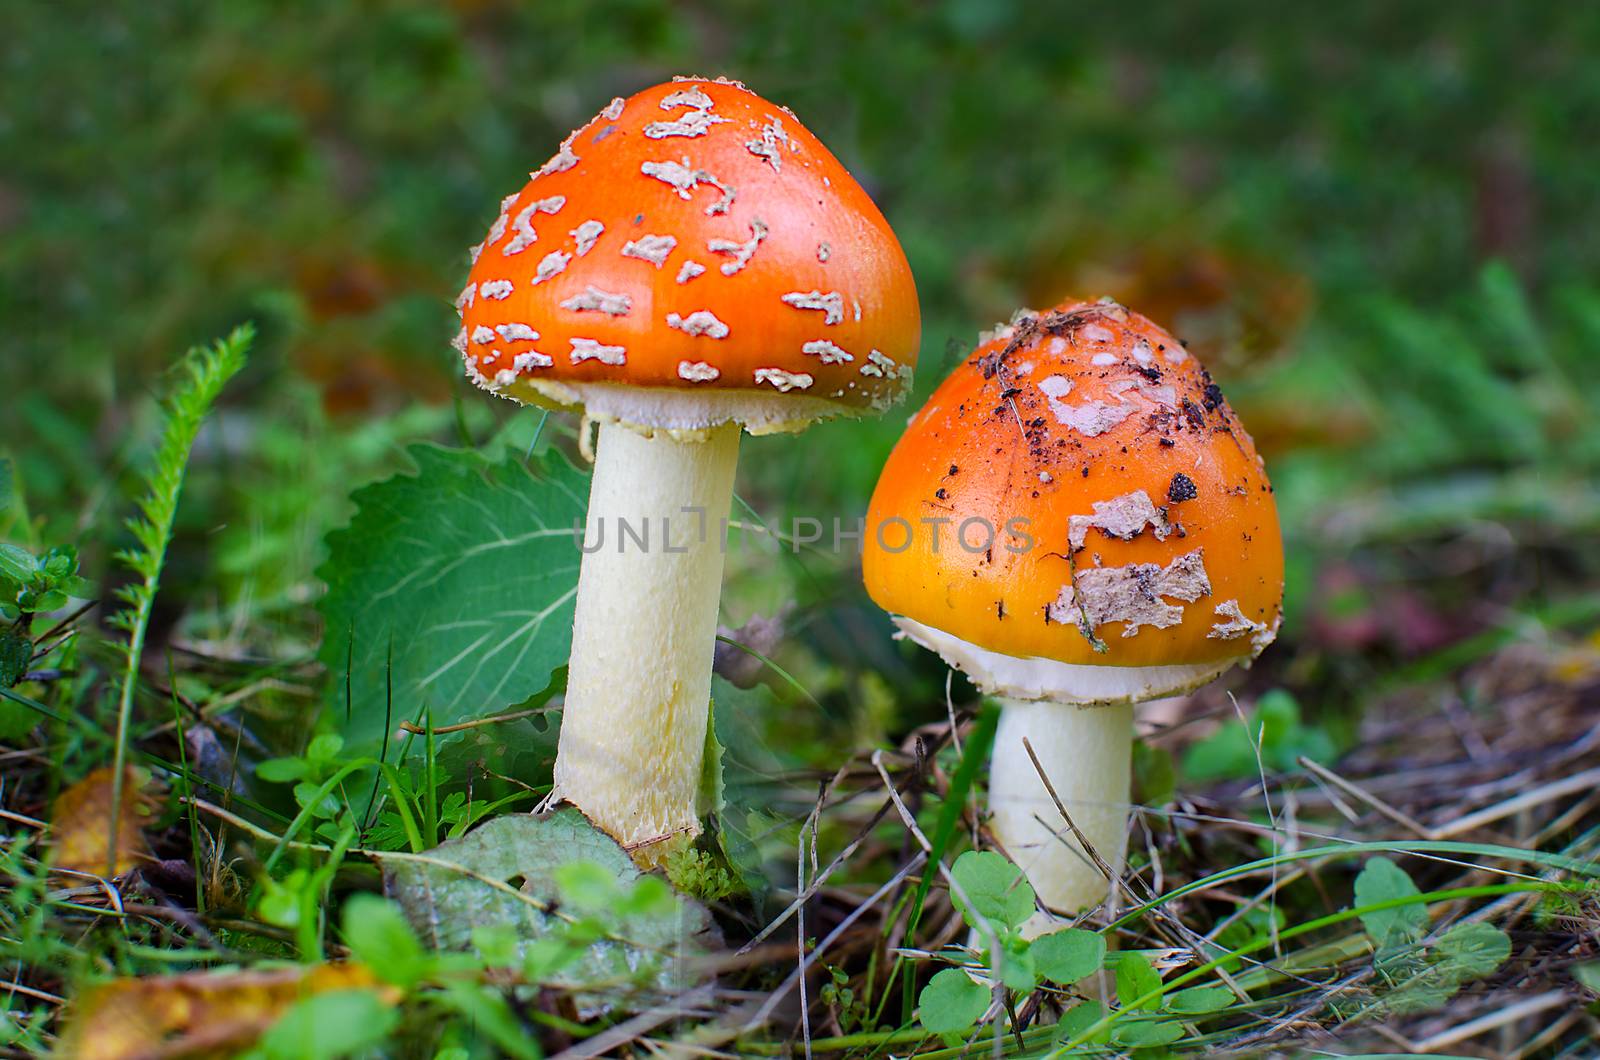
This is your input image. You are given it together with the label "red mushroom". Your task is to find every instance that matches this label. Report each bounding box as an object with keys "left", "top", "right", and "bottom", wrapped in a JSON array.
[
  {"left": 864, "top": 300, "right": 1281, "bottom": 923},
  {"left": 457, "top": 78, "right": 920, "bottom": 862}
]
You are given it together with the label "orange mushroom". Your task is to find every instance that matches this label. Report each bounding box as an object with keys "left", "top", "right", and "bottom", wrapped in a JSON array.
[
  {"left": 456, "top": 77, "right": 919, "bottom": 862},
  {"left": 863, "top": 299, "right": 1281, "bottom": 922}
]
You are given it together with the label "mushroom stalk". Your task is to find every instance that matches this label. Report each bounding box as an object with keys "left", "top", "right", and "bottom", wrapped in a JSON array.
[
  {"left": 988, "top": 698, "right": 1133, "bottom": 928},
  {"left": 555, "top": 420, "right": 740, "bottom": 864}
]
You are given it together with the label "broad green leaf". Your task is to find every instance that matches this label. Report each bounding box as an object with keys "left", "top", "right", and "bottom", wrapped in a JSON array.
[
  {"left": 1031, "top": 928, "right": 1105, "bottom": 985},
  {"left": 1112, "top": 952, "right": 1163, "bottom": 1011},
  {"left": 0, "top": 544, "right": 36, "bottom": 585},
  {"left": 382, "top": 810, "right": 711, "bottom": 1014},
  {"left": 1053, "top": 999, "right": 1108, "bottom": 1045},
  {"left": 340, "top": 893, "right": 431, "bottom": 989},
  {"left": 307, "top": 733, "right": 344, "bottom": 762},
  {"left": 918, "top": 967, "right": 988, "bottom": 1035},
  {"left": 1433, "top": 921, "right": 1510, "bottom": 979},
  {"left": 1110, "top": 1017, "right": 1183, "bottom": 1048},
  {"left": 1354, "top": 856, "right": 1425, "bottom": 947},
  {"left": 996, "top": 934, "right": 1036, "bottom": 992},
  {"left": 256, "top": 758, "right": 307, "bottom": 783},
  {"left": 1165, "top": 984, "right": 1234, "bottom": 1014},
  {"left": 318, "top": 445, "right": 588, "bottom": 756},
  {"left": 254, "top": 989, "right": 397, "bottom": 1060},
  {"left": 949, "top": 850, "right": 1035, "bottom": 933}
]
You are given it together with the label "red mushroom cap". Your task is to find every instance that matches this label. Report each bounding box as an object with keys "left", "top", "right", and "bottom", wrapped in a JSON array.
[{"left": 454, "top": 78, "right": 921, "bottom": 435}]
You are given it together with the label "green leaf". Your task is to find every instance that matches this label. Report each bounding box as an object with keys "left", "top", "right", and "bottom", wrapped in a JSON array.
[
  {"left": 1110, "top": 1017, "right": 1183, "bottom": 1048},
  {"left": 1433, "top": 921, "right": 1511, "bottom": 980},
  {"left": 1181, "top": 689, "right": 1334, "bottom": 781},
  {"left": 0, "top": 544, "right": 37, "bottom": 586},
  {"left": 255, "top": 989, "right": 397, "bottom": 1060},
  {"left": 1385, "top": 975, "right": 1458, "bottom": 1016},
  {"left": 471, "top": 925, "right": 521, "bottom": 968},
  {"left": 1031, "top": 927, "right": 1105, "bottom": 985},
  {"left": 699, "top": 695, "right": 726, "bottom": 817},
  {"left": 996, "top": 934, "right": 1037, "bottom": 992},
  {"left": 318, "top": 445, "right": 588, "bottom": 757},
  {"left": 382, "top": 810, "right": 711, "bottom": 1014},
  {"left": 1354, "top": 856, "right": 1426, "bottom": 947},
  {"left": 949, "top": 850, "right": 1035, "bottom": 933},
  {"left": 257, "top": 757, "right": 308, "bottom": 783},
  {"left": 435, "top": 982, "right": 541, "bottom": 1060},
  {"left": 1053, "top": 999, "right": 1107, "bottom": 1045},
  {"left": 1165, "top": 985, "right": 1234, "bottom": 1014},
  {"left": 307, "top": 733, "right": 344, "bottom": 762},
  {"left": 552, "top": 860, "right": 619, "bottom": 914},
  {"left": 341, "top": 893, "right": 432, "bottom": 989},
  {"left": 918, "top": 968, "right": 989, "bottom": 1035},
  {"left": 1112, "top": 952, "right": 1163, "bottom": 1011},
  {"left": 0, "top": 628, "right": 31, "bottom": 688}
]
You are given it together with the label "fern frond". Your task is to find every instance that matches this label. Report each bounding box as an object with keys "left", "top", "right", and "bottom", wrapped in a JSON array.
[{"left": 107, "top": 324, "right": 252, "bottom": 873}]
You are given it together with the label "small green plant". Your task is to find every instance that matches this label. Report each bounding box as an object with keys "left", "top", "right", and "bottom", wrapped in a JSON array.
[
  {"left": 0, "top": 457, "right": 94, "bottom": 728},
  {"left": 1182, "top": 688, "right": 1336, "bottom": 782},
  {"left": 105, "top": 325, "right": 253, "bottom": 872},
  {"left": 1354, "top": 856, "right": 1512, "bottom": 1015},
  {"left": 920, "top": 850, "right": 1260, "bottom": 1050},
  {"left": 916, "top": 851, "right": 1105, "bottom": 1045}
]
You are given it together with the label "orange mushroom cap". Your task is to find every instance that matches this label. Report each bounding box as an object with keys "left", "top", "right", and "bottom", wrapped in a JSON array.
[
  {"left": 454, "top": 77, "right": 921, "bottom": 435},
  {"left": 863, "top": 299, "right": 1283, "bottom": 703}
]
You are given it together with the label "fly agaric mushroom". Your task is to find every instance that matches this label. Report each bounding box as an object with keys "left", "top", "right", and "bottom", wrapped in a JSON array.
[
  {"left": 456, "top": 78, "right": 920, "bottom": 862},
  {"left": 862, "top": 299, "right": 1281, "bottom": 922}
]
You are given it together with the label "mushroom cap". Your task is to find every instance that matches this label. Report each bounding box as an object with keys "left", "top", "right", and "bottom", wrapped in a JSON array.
[
  {"left": 455, "top": 78, "right": 920, "bottom": 436},
  {"left": 862, "top": 299, "right": 1284, "bottom": 704}
]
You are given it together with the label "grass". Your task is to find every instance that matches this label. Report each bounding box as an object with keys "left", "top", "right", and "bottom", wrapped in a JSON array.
[{"left": 5, "top": 3, "right": 1600, "bottom": 1057}]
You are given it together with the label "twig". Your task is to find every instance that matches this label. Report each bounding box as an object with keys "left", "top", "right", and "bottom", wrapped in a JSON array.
[
  {"left": 1430, "top": 765, "right": 1600, "bottom": 839},
  {"left": 741, "top": 851, "right": 928, "bottom": 1032},
  {"left": 1019, "top": 736, "right": 1117, "bottom": 885},
  {"left": 0, "top": 808, "right": 45, "bottom": 829},
  {"left": 1411, "top": 990, "right": 1570, "bottom": 1052},
  {"left": 549, "top": 985, "right": 718, "bottom": 1060},
  {"left": 0, "top": 980, "right": 64, "bottom": 1005},
  {"left": 396, "top": 705, "right": 554, "bottom": 735},
  {"left": 1299, "top": 756, "right": 1434, "bottom": 836}
]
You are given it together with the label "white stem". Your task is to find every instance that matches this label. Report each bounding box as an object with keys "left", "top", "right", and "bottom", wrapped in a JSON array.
[
  {"left": 989, "top": 698, "right": 1133, "bottom": 928},
  {"left": 554, "top": 420, "right": 740, "bottom": 863}
]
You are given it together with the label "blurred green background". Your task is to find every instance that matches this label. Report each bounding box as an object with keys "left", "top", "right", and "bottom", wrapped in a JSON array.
[{"left": 4, "top": 1, "right": 1599, "bottom": 733}]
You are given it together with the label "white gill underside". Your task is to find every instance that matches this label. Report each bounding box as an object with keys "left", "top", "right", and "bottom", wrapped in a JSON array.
[
  {"left": 891, "top": 615, "right": 1240, "bottom": 705},
  {"left": 504, "top": 377, "right": 865, "bottom": 439},
  {"left": 553, "top": 420, "right": 740, "bottom": 863}
]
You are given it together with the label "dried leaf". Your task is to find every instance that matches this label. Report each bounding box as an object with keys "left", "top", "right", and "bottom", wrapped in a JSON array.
[
  {"left": 383, "top": 810, "right": 713, "bottom": 1015},
  {"left": 50, "top": 766, "right": 164, "bottom": 877},
  {"left": 57, "top": 962, "right": 397, "bottom": 1060}
]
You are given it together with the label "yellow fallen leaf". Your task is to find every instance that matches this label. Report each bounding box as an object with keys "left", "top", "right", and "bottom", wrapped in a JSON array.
[
  {"left": 49, "top": 766, "right": 164, "bottom": 877},
  {"left": 56, "top": 962, "right": 398, "bottom": 1060}
]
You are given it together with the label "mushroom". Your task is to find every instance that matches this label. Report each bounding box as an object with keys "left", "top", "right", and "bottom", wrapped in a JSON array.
[
  {"left": 862, "top": 300, "right": 1281, "bottom": 924},
  {"left": 457, "top": 77, "right": 920, "bottom": 863}
]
